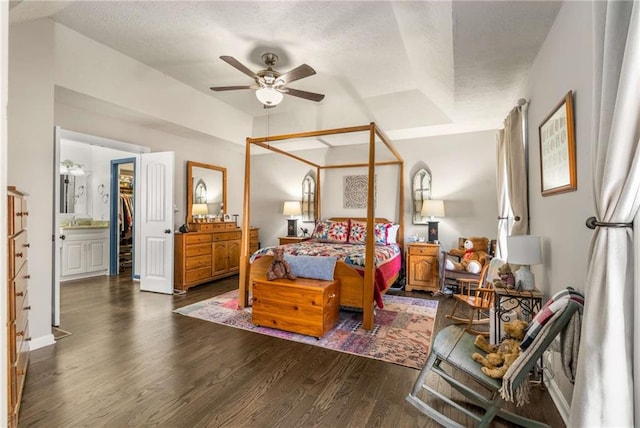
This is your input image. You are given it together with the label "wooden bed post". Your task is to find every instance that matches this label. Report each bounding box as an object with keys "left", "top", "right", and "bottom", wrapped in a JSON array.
[
  {"left": 238, "top": 139, "right": 252, "bottom": 308},
  {"left": 362, "top": 123, "right": 377, "bottom": 330},
  {"left": 316, "top": 166, "right": 321, "bottom": 223}
]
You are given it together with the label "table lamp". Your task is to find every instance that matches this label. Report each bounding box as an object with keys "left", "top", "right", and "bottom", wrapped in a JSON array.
[
  {"left": 421, "top": 199, "right": 445, "bottom": 243},
  {"left": 506, "top": 235, "right": 542, "bottom": 291},
  {"left": 192, "top": 203, "right": 208, "bottom": 222},
  {"left": 283, "top": 201, "right": 301, "bottom": 237}
]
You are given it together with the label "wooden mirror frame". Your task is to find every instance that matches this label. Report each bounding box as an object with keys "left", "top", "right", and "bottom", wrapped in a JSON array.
[{"left": 186, "top": 161, "right": 227, "bottom": 223}]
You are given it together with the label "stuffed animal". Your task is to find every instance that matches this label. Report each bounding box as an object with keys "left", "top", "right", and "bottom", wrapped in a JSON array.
[
  {"left": 445, "top": 237, "right": 490, "bottom": 274},
  {"left": 266, "top": 247, "right": 297, "bottom": 281},
  {"left": 493, "top": 263, "right": 516, "bottom": 289},
  {"left": 471, "top": 319, "right": 529, "bottom": 378}
]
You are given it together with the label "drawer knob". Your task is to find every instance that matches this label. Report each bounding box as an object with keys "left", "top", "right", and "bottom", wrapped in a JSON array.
[
  {"left": 16, "top": 252, "right": 23, "bottom": 258},
  {"left": 23, "top": 243, "right": 30, "bottom": 248},
  {"left": 22, "top": 211, "right": 29, "bottom": 217},
  {"left": 17, "top": 369, "right": 26, "bottom": 375},
  {"left": 24, "top": 306, "right": 31, "bottom": 311},
  {"left": 328, "top": 293, "right": 336, "bottom": 299},
  {"left": 26, "top": 337, "right": 31, "bottom": 342},
  {"left": 16, "top": 291, "right": 24, "bottom": 297},
  {"left": 16, "top": 330, "right": 25, "bottom": 337},
  {"left": 24, "top": 274, "right": 31, "bottom": 279}
]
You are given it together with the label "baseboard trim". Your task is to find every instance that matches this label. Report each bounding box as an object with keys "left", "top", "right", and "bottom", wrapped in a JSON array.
[
  {"left": 30, "top": 333, "right": 55, "bottom": 350},
  {"left": 545, "top": 373, "right": 570, "bottom": 425}
]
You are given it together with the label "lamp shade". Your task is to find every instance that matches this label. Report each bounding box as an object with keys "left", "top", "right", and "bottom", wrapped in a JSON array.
[
  {"left": 256, "top": 87, "right": 284, "bottom": 106},
  {"left": 192, "top": 203, "right": 208, "bottom": 216},
  {"left": 421, "top": 199, "right": 445, "bottom": 218},
  {"left": 507, "top": 235, "right": 542, "bottom": 265},
  {"left": 283, "top": 201, "right": 301, "bottom": 217}
]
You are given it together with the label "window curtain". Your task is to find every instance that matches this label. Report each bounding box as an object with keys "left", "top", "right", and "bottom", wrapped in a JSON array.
[
  {"left": 569, "top": 2, "right": 640, "bottom": 426},
  {"left": 495, "top": 130, "right": 509, "bottom": 259},
  {"left": 496, "top": 107, "right": 527, "bottom": 258}
]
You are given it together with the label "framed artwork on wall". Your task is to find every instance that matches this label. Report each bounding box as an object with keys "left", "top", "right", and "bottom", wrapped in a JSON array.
[
  {"left": 343, "top": 174, "right": 376, "bottom": 208},
  {"left": 538, "top": 91, "right": 577, "bottom": 196}
]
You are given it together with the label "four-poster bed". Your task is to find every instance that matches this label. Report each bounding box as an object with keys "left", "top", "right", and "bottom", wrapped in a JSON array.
[{"left": 238, "top": 123, "right": 404, "bottom": 330}]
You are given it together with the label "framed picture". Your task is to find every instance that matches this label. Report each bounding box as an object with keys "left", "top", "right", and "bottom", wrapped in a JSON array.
[
  {"left": 223, "top": 214, "right": 231, "bottom": 221},
  {"left": 538, "top": 91, "right": 577, "bottom": 196}
]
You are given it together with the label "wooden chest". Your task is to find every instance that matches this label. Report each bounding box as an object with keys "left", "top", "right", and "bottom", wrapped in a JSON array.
[{"left": 252, "top": 277, "right": 340, "bottom": 338}]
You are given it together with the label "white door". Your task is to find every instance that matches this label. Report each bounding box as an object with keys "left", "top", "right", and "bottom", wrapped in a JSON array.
[
  {"left": 52, "top": 126, "right": 62, "bottom": 326},
  {"left": 139, "top": 151, "right": 174, "bottom": 294}
]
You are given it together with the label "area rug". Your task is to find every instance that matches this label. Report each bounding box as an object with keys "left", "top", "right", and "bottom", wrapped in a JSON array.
[{"left": 174, "top": 290, "right": 438, "bottom": 369}]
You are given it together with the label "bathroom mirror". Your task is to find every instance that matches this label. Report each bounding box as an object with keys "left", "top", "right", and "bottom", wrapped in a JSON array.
[
  {"left": 412, "top": 168, "right": 432, "bottom": 225},
  {"left": 186, "top": 161, "right": 227, "bottom": 223},
  {"left": 59, "top": 173, "right": 90, "bottom": 215},
  {"left": 301, "top": 173, "right": 316, "bottom": 223}
]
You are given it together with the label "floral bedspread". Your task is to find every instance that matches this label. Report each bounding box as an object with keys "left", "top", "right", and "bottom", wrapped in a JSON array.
[{"left": 250, "top": 240, "right": 401, "bottom": 269}]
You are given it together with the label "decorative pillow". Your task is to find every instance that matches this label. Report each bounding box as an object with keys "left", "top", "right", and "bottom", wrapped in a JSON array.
[
  {"left": 311, "top": 219, "right": 349, "bottom": 243},
  {"left": 283, "top": 254, "right": 337, "bottom": 281},
  {"left": 348, "top": 220, "right": 391, "bottom": 245},
  {"left": 386, "top": 224, "right": 400, "bottom": 244}
]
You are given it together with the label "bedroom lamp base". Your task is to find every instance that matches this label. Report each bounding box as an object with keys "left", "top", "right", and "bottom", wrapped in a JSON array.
[
  {"left": 287, "top": 219, "right": 298, "bottom": 237},
  {"left": 427, "top": 221, "right": 439, "bottom": 243}
]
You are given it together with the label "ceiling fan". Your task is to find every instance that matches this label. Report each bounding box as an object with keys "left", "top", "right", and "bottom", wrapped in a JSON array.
[{"left": 210, "top": 52, "right": 325, "bottom": 107}]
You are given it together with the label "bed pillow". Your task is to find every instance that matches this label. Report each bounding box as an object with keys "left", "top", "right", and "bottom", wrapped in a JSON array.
[
  {"left": 311, "top": 219, "right": 350, "bottom": 243},
  {"left": 386, "top": 224, "right": 400, "bottom": 244},
  {"left": 284, "top": 254, "right": 337, "bottom": 281},
  {"left": 348, "top": 220, "right": 391, "bottom": 245}
]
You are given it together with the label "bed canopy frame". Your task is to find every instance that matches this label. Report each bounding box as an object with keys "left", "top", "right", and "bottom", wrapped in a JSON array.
[{"left": 239, "top": 122, "right": 404, "bottom": 330}]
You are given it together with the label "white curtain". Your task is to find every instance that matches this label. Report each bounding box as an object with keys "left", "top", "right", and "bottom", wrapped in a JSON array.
[
  {"left": 496, "top": 107, "right": 527, "bottom": 257},
  {"left": 569, "top": 2, "right": 640, "bottom": 426},
  {"left": 496, "top": 129, "right": 510, "bottom": 259}
]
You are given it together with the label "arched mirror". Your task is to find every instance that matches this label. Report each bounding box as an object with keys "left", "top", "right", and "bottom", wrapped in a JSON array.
[
  {"left": 412, "top": 168, "right": 432, "bottom": 224},
  {"left": 187, "top": 161, "right": 227, "bottom": 223},
  {"left": 301, "top": 173, "right": 316, "bottom": 223}
]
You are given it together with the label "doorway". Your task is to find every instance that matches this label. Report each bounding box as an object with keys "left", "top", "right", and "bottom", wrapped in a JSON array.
[{"left": 110, "top": 158, "right": 136, "bottom": 277}]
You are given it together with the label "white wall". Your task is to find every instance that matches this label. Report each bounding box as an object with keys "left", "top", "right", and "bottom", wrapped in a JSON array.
[
  {"left": 251, "top": 130, "right": 498, "bottom": 249},
  {"left": 1, "top": 2, "right": 9, "bottom": 424},
  {"left": 8, "top": 19, "right": 56, "bottom": 348},
  {"left": 520, "top": 1, "right": 594, "bottom": 417}
]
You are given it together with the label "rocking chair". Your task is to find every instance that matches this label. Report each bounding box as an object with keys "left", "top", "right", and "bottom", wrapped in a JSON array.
[
  {"left": 445, "top": 261, "right": 498, "bottom": 336},
  {"left": 407, "top": 297, "right": 582, "bottom": 427}
]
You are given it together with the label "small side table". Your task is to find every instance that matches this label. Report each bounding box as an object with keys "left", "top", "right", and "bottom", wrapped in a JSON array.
[
  {"left": 278, "top": 236, "right": 311, "bottom": 245},
  {"left": 405, "top": 243, "right": 440, "bottom": 293},
  {"left": 493, "top": 286, "right": 544, "bottom": 341}
]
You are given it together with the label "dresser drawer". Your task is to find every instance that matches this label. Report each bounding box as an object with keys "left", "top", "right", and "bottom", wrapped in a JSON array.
[
  {"left": 213, "top": 231, "right": 242, "bottom": 241},
  {"left": 250, "top": 229, "right": 259, "bottom": 239},
  {"left": 186, "top": 254, "right": 211, "bottom": 270},
  {"left": 185, "top": 233, "right": 211, "bottom": 245},
  {"left": 186, "top": 267, "right": 212, "bottom": 283},
  {"left": 9, "top": 231, "right": 28, "bottom": 279},
  {"left": 408, "top": 245, "right": 437, "bottom": 256},
  {"left": 185, "top": 243, "right": 211, "bottom": 257}
]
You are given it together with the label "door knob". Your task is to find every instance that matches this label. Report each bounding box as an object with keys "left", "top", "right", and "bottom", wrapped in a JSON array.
[
  {"left": 164, "top": 229, "right": 171, "bottom": 234},
  {"left": 60, "top": 235, "right": 66, "bottom": 240}
]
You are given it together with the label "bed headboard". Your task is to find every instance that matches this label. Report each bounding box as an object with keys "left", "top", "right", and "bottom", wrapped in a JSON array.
[{"left": 328, "top": 217, "right": 394, "bottom": 223}]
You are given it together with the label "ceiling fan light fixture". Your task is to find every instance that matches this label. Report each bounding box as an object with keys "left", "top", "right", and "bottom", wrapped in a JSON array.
[{"left": 255, "top": 87, "right": 283, "bottom": 106}]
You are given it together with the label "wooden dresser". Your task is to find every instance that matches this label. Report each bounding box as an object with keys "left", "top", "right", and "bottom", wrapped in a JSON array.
[
  {"left": 405, "top": 242, "right": 440, "bottom": 293},
  {"left": 7, "top": 186, "right": 30, "bottom": 428},
  {"left": 174, "top": 222, "right": 259, "bottom": 291}
]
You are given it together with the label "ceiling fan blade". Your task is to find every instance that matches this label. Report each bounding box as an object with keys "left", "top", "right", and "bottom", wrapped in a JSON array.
[
  {"left": 219, "top": 56, "right": 258, "bottom": 79},
  {"left": 210, "top": 85, "right": 254, "bottom": 92},
  {"left": 277, "top": 64, "right": 316, "bottom": 85},
  {"left": 285, "top": 88, "right": 325, "bottom": 102}
]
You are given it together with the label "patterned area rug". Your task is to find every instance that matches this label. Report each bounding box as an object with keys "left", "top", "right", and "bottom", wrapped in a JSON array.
[{"left": 174, "top": 290, "right": 438, "bottom": 369}]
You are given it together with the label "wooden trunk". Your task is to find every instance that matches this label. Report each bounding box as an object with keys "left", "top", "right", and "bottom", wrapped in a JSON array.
[{"left": 252, "top": 277, "right": 340, "bottom": 338}]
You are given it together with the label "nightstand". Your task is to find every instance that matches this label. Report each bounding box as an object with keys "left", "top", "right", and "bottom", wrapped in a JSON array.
[
  {"left": 278, "top": 236, "right": 311, "bottom": 245},
  {"left": 405, "top": 242, "right": 440, "bottom": 293}
]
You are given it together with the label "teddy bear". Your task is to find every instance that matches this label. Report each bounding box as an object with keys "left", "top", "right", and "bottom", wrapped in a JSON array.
[
  {"left": 445, "top": 236, "right": 490, "bottom": 274},
  {"left": 493, "top": 263, "right": 516, "bottom": 289},
  {"left": 266, "top": 247, "right": 297, "bottom": 281},
  {"left": 471, "top": 319, "right": 528, "bottom": 378}
]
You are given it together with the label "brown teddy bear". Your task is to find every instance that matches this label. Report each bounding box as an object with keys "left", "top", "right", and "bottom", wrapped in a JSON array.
[
  {"left": 266, "top": 247, "right": 297, "bottom": 281},
  {"left": 493, "top": 263, "right": 516, "bottom": 289},
  {"left": 445, "top": 237, "right": 490, "bottom": 274},
  {"left": 471, "top": 319, "right": 528, "bottom": 378}
]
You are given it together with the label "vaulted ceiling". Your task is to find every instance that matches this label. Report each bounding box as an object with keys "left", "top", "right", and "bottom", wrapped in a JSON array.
[{"left": 10, "top": 0, "right": 562, "bottom": 142}]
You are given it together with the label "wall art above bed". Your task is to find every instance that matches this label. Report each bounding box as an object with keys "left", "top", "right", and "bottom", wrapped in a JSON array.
[{"left": 343, "top": 174, "right": 376, "bottom": 209}]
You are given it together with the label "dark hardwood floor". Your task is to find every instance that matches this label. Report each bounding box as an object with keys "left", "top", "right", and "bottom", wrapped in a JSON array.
[{"left": 19, "top": 275, "right": 565, "bottom": 427}]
